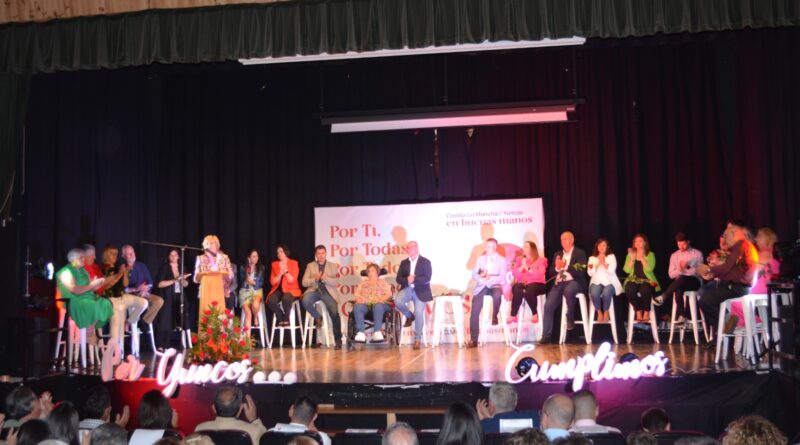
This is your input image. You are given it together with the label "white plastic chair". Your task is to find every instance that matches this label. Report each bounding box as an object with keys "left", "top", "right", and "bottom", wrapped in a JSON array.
[
  {"left": 715, "top": 294, "right": 768, "bottom": 363},
  {"left": 431, "top": 295, "right": 466, "bottom": 347},
  {"left": 626, "top": 299, "right": 660, "bottom": 344},
  {"left": 397, "top": 301, "right": 431, "bottom": 347},
  {"left": 269, "top": 300, "right": 305, "bottom": 348},
  {"left": 559, "top": 293, "right": 591, "bottom": 344},
  {"left": 477, "top": 295, "right": 512, "bottom": 346},
  {"left": 668, "top": 291, "right": 710, "bottom": 344},
  {"left": 514, "top": 294, "right": 544, "bottom": 344},
  {"left": 241, "top": 304, "right": 268, "bottom": 348},
  {"left": 303, "top": 300, "right": 334, "bottom": 348},
  {"left": 587, "top": 297, "right": 619, "bottom": 344}
]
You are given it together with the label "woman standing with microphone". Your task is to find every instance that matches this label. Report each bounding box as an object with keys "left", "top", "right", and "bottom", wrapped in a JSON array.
[{"left": 193, "top": 235, "right": 234, "bottom": 321}]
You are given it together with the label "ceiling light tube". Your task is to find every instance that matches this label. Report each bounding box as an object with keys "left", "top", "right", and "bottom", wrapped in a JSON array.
[{"left": 239, "top": 37, "right": 586, "bottom": 65}]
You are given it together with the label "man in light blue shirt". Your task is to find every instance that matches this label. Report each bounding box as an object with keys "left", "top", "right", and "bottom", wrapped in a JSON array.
[{"left": 540, "top": 393, "right": 574, "bottom": 441}]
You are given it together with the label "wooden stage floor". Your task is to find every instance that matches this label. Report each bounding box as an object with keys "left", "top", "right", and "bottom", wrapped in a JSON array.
[{"left": 112, "top": 342, "right": 760, "bottom": 384}]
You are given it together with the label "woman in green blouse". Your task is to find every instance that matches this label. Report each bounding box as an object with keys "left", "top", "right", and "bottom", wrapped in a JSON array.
[{"left": 623, "top": 234, "right": 661, "bottom": 322}]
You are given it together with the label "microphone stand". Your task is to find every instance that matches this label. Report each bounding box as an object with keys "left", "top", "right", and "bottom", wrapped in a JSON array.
[{"left": 141, "top": 241, "right": 203, "bottom": 349}]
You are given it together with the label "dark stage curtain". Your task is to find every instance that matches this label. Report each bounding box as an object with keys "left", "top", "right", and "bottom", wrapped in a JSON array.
[
  {"left": 0, "top": 73, "right": 29, "bottom": 220},
  {"left": 23, "top": 27, "right": 800, "bottom": 297},
  {"left": 1, "top": 0, "right": 798, "bottom": 74}
]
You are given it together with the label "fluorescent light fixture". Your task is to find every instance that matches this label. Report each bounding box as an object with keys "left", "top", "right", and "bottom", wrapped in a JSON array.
[
  {"left": 239, "top": 37, "right": 585, "bottom": 65},
  {"left": 319, "top": 100, "right": 582, "bottom": 133}
]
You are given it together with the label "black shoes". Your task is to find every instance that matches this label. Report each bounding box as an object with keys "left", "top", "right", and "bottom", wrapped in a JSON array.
[{"left": 404, "top": 314, "right": 415, "bottom": 328}]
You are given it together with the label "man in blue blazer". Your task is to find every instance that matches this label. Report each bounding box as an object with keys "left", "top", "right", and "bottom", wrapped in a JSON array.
[
  {"left": 541, "top": 231, "right": 588, "bottom": 344},
  {"left": 395, "top": 241, "right": 433, "bottom": 350}
]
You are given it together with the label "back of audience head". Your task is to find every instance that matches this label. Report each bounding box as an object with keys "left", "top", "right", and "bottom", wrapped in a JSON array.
[
  {"left": 83, "top": 385, "right": 112, "bottom": 421},
  {"left": 541, "top": 394, "right": 574, "bottom": 430},
  {"left": 213, "top": 386, "right": 243, "bottom": 418},
  {"left": 90, "top": 423, "right": 127, "bottom": 445},
  {"left": 674, "top": 437, "right": 721, "bottom": 445},
  {"left": 436, "top": 402, "right": 483, "bottom": 445},
  {"left": 503, "top": 428, "right": 549, "bottom": 445},
  {"left": 552, "top": 435, "right": 594, "bottom": 445},
  {"left": 572, "top": 389, "right": 598, "bottom": 421},
  {"left": 5, "top": 386, "right": 40, "bottom": 421},
  {"left": 153, "top": 438, "right": 182, "bottom": 445},
  {"left": 290, "top": 395, "right": 319, "bottom": 426},
  {"left": 627, "top": 431, "right": 657, "bottom": 445},
  {"left": 184, "top": 433, "right": 216, "bottom": 445},
  {"left": 16, "top": 418, "right": 50, "bottom": 445},
  {"left": 46, "top": 400, "right": 80, "bottom": 445},
  {"left": 139, "top": 390, "right": 174, "bottom": 429},
  {"left": 488, "top": 382, "right": 517, "bottom": 415},
  {"left": 287, "top": 437, "right": 318, "bottom": 445},
  {"left": 640, "top": 407, "right": 670, "bottom": 433},
  {"left": 721, "top": 414, "right": 787, "bottom": 445},
  {"left": 382, "top": 421, "right": 419, "bottom": 445}
]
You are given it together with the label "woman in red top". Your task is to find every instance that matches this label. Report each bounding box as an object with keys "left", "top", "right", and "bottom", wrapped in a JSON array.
[{"left": 266, "top": 245, "right": 301, "bottom": 326}]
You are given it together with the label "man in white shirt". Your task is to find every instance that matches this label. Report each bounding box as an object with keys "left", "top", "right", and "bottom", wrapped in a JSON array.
[
  {"left": 654, "top": 232, "right": 704, "bottom": 324},
  {"left": 269, "top": 395, "right": 331, "bottom": 445},
  {"left": 568, "top": 389, "right": 620, "bottom": 434},
  {"left": 195, "top": 386, "right": 267, "bottom": 445}
]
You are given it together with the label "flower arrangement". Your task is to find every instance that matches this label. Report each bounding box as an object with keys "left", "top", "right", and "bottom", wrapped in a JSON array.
[{"left": 185, "top": 301, "right": 258, "bottom": 366}]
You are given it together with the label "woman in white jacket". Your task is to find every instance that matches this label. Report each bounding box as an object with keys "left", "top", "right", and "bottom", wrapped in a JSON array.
[{"left": 587, "top": 239, "right": 623, "bottom": 322}]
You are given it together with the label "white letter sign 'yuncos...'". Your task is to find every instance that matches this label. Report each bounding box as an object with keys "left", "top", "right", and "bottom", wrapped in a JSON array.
[
  {"left": 504, "top": 342, "right": 669, "bottom": 391},
  {"left": 156, "top": 348, "right": 255, "bottom": 397}
]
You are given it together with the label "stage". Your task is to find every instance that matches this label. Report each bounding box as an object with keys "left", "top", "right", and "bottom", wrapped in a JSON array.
[
  {"left": 78, "top": 341, "right": 761, "bottom": 384},
  {"left": 17, "top": 340, "right": 792, "bottom": 439}
]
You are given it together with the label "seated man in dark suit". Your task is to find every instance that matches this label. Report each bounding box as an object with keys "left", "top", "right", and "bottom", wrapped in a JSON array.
[
  {"left": 541, "top": 231, "right": 588, "bottom": 344},
  {"left": 394, "top": 241, "right": 433, "bottom": 350},
  {"left": 476, "top": 382, "right": 539, "bottom": 434}
]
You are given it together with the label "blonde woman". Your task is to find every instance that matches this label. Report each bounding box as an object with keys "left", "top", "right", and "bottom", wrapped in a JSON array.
[{"left": 194, "top": 235, "right": 234, "bottom": 319}]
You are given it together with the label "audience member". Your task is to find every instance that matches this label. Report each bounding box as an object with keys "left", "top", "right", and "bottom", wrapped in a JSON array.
[
  {"left": 540, "top": 394, "right": 574, "bottom": 441},
  {"left": 552, "top": 435, "right": 593, "bottom": 445},
  {"left": 89, "top": 423, "right": 127, "bottom": 445},
  {"left": 721, "top": 415, "right": 787, "bottom": 445},
  {"left": 194, "top": 386, "right": 266, "bottom": 445},
  {"left": 674, "top": 437, "right": 720, "bottom": 445},
  {"left": 382, "top": 421, "right": 419, "bottom": 445},
  {"left": 44, "top": 401, "right": 80, "bottom": 445},
  {"left": 3, "top": 387, "right": 53, "bottom": 428},
  {"left": 502, "top": 428, "right": 549, "bottom": 445},
  {"left": 13, "top": 418, "right": 51, "bottom": 445},
  {"left": 183, "top": 433, "right": 216, "bottom": 445},
  {"left": 270, "top": 395, "right": 331, "bottom": 445},
  {"left": 130, "top": 390, "right": 180, "bottom": 445},
  {"left": 640, "top": 408, "right": 670, "bottom": 433},
  {"left": 152, "top": 439, "right": 182, "bottom": 445},
  {"left": 287, "top": 437, "right": 318, "bottom": 445},
  {"left": 79, "top": 386, "right": 129, "bottom": 437},
  {"left": 569, "top": 389, "right": 620, "bottom": 434},
  {"left": 627, "top": 431, "right": 657, "bottom": 445},
  {"left": 436, "top": 402, "right": 483, "bottom": 445},
  {"left": 476, "top": 383, "right": 539, "bottom": 433}
]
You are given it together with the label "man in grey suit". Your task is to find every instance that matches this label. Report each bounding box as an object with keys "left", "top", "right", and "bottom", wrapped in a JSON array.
[
  {"left": 301, "top": 245, "right": 343, "bottom": 349},
  {"left": 468, "top": 238, "right": 508, "bottom": 347}
]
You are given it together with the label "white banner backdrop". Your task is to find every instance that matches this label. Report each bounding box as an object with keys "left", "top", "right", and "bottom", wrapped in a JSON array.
[{"left": 314, "top": 197, "right": 545, "bottom": 343}]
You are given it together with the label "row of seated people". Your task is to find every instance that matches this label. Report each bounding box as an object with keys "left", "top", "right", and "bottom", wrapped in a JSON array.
[
  {"left": 0, "top": 382, "right": 791, "bottom": 445},
  {"left": 55, "top": 219, "right": 776, "bottom": 357}
]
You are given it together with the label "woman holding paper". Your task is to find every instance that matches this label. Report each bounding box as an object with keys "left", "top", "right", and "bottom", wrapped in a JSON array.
[{"left": 194, "top": 235, "right": 234, "bottom": 321}]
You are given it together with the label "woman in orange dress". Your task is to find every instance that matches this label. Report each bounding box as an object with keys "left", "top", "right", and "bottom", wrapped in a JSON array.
[{"left": 193, "top": 234, "right": 233, "bottom": 321}]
